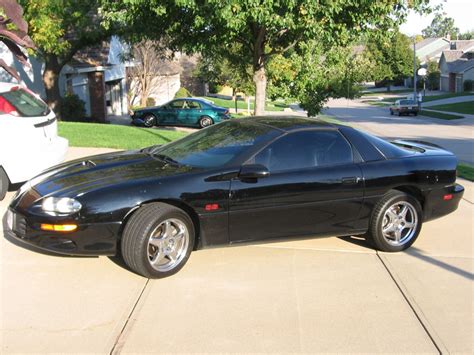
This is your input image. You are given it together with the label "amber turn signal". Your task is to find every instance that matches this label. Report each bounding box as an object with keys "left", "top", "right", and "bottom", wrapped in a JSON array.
[{"left": 40, "top": 224, "right": 78, "bottom": 232}]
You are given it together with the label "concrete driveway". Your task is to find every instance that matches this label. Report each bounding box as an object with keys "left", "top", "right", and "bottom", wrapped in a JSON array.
[
  {"left": 324, "top": 98, "right": 474, "bottom": 165},
  {"left": 1, "top": 147, "right": 473, "bottom": 353}
]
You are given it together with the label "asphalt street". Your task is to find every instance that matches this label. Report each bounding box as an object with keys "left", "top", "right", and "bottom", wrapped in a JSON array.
[{"left": 324, "top": 98, "right": 474, "bottom": 165}]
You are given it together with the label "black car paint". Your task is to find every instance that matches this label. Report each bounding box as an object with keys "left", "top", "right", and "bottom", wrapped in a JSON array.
[{"left": 6, "top": 117, "right": 464, "bottom": 256}]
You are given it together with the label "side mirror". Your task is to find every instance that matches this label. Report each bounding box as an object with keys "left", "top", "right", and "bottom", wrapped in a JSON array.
[{"left": 239, "top": 164, "right": 270, "bottom": 180}]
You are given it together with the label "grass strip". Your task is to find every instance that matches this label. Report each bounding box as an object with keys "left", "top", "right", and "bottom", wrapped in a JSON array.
[
  {"left": 59, "top": 122, "right": 187, "bottom": 150},
  {"left": 457, "top": 164, "right": 474, "bottom": 181},
  {"left": 419, "top": 110, "right": 464, "bottom": 120}
]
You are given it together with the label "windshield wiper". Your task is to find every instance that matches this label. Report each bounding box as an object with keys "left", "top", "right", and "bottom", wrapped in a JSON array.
[{"left": 153, "top": 154, "right": 181, "bottom": 166}]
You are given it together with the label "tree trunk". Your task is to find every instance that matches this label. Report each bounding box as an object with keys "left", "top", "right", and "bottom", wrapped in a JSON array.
[
  {"left": 253, "top": 26, "right": 267, "bottom": 116},
  {"left": 253, "top": 66, "right": 267, "bottom": 116},
  {"left": 42, "top": 55, "right": 62, "bottom": 115}
]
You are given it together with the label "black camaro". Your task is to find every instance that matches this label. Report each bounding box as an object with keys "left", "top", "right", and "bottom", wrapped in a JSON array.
[{"left": 4, "top": 117, "right": 464, "bottom": 278}]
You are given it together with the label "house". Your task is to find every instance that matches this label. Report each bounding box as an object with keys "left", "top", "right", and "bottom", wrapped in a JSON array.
[
  {"left": 404, "top": 37, "right": 450, "bottom": 87},
  {"left": 1, "top": 36, "right": 203, "bottom": 121},
  {"left": 0, "top": 36, "right": 128, "bottom": 122},
  {"left": 439, "top": 40, "right": 474, "bottom": 92},
  {"left": 415, "top": 37, "right": 450, "bottom": 65}
]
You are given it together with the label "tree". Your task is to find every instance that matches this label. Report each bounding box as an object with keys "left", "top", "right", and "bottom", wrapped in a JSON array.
[
  {"left": 266, "top": 42, "right": 370, "bottom": 115},
  {"left": 125, "top": 40, "right": 169, "bottom": 108},
  {"left": 0, "top": 0, "right": 35, "bottom": 80},
  {"left": 18, "top": 0, "right": 120, "bottom": 112},
  {"left": 426, "top": 59, "right": 440, "bottom": 90},
  {"left": 365, "top": 31, "right": 415, "bottom": 90},
  {"left": 459, "top": 30, "right": 474, "bottom": 40},
  {"left": 103, "top": 0, "right": 430, "bottom": 115},
  {"left": 422, "top": 13, "right": 460, "bottom": 39}
]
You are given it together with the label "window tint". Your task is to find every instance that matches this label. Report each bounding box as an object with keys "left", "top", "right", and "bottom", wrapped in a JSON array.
[
  {"left": 400, "top": 100, "right": 416, "bottom": 105},
  {"left": 170, "top": 100, "right": 185, "bottom": 109},
  {"left": 187, "top": 100, "right": 201, "bottom": 109},
  {"left": 251, "top": 130, "right": 353, "bottom": 172},
  {"left": 0, "top": 88, "right": 49, "bottom": 117}
]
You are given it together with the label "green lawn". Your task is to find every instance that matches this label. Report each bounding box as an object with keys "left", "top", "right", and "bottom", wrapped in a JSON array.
[
  {"left": 428, "top": 101, "right": 474, "bottom": 115},
  {"left": 457, "top": 164, "right": 474, "bottom": 181},
  {"left": 419, "top": 110, "right": 464, "bottom": 120},
  {"left": 59, "top": 122, "right": 187, "bottom": 150},
  {"left": 202, "top": 96, "right": 289, "bottom": 112},
  {"left": 421, "top": 92, "right": 474, "bottom": 103}
]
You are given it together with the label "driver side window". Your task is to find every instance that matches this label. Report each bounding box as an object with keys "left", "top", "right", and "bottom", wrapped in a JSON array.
[{"left": 252, "top": 130, "right": 353, "bottom": 172}]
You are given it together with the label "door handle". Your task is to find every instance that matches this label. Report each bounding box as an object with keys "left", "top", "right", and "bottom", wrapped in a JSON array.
[{"left": 341, "top": 177, "right": 360, "bottom": 185}]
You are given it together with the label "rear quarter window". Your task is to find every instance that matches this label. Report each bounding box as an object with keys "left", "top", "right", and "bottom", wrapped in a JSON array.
[{"left": 359, "top": 131, "right": 416, "bottom": 159}]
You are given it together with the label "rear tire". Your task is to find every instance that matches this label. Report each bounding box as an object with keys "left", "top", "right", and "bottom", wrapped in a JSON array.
[
  {"left": 368, "top": 190, "right": 422, "bottom": 252},
  {"left": 398, "top": 111, "right": 402, "bottom": 116},
  {"left": 121, "top": 203, "right": 195, "bottom": 278},
  {"left": 390, "top": 109, "right": 394, "bottom": 115},
  {"left": 0, "top": 167, "right": 9, "bottom": 201},
  {"left": 199, "top": 116, "right": 213, "bottom": 128},
  {"left": 143, "top": 114, "right": 156, "bottom": 128}
]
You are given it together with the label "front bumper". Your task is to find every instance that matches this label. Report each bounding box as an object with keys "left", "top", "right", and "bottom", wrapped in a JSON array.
[{"left": 4, "top": 208, "right": 120, "bottom": 256}]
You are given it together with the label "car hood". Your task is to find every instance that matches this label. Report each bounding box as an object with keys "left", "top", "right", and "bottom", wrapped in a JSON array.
[{"left": 26, "top": 150, "right": 197, "bottom": 198}]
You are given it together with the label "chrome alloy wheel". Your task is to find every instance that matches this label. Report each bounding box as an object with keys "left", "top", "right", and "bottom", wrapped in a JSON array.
[
  {"left": 381, "top": 201, "right": 418, "bottom": 246},
  {"left": 200, "top": 117, "right": 212, "bottom": 127},
  {"left": 147, "top": 218, "right": 189, "bottom": 272}
]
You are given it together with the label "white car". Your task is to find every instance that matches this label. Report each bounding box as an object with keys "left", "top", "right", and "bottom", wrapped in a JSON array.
[{"left": 0, "top": 82, "right": 68, "bottom": 200}]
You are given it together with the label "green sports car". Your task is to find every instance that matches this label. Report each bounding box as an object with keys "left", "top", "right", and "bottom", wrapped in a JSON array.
[{"left": 131, "top": 97, "right": 231, "bottom": 128}]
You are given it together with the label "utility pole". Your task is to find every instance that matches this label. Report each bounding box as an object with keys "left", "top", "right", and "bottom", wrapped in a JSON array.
[{"left": 413, "top": 38, "right": 417, "bottom": 98}]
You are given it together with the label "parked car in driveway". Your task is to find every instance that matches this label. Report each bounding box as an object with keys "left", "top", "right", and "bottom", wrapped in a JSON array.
[
  {"left": 5, "top": 117, "right": 463, "bottom": 278},
  {"left": 0, "top": 83, "right": 68, "bottom": 200},
  {"left": 131, "top": 97, "right": 231, "bottom": 128},
  {"left": 390, "top": 99, "right": 419, "bottom": 116}
]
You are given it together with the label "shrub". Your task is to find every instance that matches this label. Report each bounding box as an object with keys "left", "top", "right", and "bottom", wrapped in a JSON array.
[
  {"left": 59, "top": 93, "right": 86, "bottom": 122},
  {"left": 146, "top": 97, "right": 156, "bottom": 107},
  {"left": 464, "top": 80, "right": 473, "bottom": 92},
  {"left": 174, "top": 87, "right": 191, "bottom": 98}
]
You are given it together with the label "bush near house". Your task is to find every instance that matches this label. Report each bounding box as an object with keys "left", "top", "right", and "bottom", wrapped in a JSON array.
[
  {"left": 146, "top": 97, "right": 156, "bottom": 107},
  {"left": 59, "top": 94, "right": 87, "bottom": 122},
  {"left": 463, "top": 80, "right": 473, "bottom": 92},
  {"left": 174, "top": 87, "right": 191, "bottom": 98}
]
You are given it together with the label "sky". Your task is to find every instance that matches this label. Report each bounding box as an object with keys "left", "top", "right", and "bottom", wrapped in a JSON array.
[{"left": 400, "top": 0, "right": 474, "bottom": 36}]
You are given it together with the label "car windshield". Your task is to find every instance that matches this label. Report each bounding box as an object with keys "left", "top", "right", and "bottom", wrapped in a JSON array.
[
  {"left": 0, "top": 88, "right": 50, "bottom": 117},
  {"left": 150, "top": 120, "right": 280, "bottom": 168}
]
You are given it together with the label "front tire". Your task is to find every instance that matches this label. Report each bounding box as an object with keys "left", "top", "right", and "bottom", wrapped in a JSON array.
[
  {"left": 368, "top": 190, "right": 422, "bottom": 252},
  {"left": 390, "top": 109, "right": 394, "bottom": 115},
  {"left": 121, "top": 203, "right": 195, "bottom": 278},
  {"left": 0, "top": 167, "right": 8, "bottom": 201},
  {"left": 199, "top": 116, "right": 213, "bottom": 128}
]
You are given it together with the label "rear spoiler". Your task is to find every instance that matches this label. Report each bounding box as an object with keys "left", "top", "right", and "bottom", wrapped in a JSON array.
[
  {"left": 392, "top": 139, "right": 454, "bottom": 157},
  {"left": 392, "top": 139, "right": 444, "bottom": 150}
]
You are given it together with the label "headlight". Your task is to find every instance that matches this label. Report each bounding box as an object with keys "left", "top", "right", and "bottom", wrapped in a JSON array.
[{"left": 42, "top": 197, "right": 82, "bottom": 214}]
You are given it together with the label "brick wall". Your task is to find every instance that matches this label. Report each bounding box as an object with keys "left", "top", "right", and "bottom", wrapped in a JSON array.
[{"left": 88, "top": 71, "right": 106, "bottom": 122}]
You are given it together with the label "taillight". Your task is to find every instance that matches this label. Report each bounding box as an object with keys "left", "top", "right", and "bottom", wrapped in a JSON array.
[{"left": 0, "top": 96, "right": 19, "bottom": 116}]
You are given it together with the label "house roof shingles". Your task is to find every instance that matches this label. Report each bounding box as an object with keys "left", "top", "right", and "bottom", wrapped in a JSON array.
[{"left": 442, "top": 49, "right": 474, "bottom": 74}]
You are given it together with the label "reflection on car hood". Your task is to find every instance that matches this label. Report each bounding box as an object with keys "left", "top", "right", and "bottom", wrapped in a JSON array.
[{"left": 29, "top": 150, "right": 197, "bottom": 197}]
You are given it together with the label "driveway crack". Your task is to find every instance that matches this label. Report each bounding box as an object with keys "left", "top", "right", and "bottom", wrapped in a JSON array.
[
  {"left": 109, "top": 278, "right": 150, "bottom": 354},
  {"left": 376, "top": 252, "right": 447, "bottom": 355}
]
